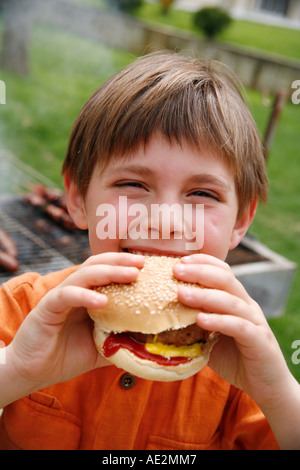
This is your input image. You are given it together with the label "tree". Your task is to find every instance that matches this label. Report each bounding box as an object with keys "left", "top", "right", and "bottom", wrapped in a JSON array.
[
  {"left": 1, "top": 0, "right": 36, "bottom": 75},
  {"left": 158, "top": 0, "right": 175, "bottom": 15},
  {"left": 193, "top": 7, "right": 232, "bottom": 39}
]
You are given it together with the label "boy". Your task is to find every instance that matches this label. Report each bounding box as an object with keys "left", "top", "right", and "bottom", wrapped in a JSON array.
[{"left": 0, "top": 52, "right": 299, "bottom": 450}]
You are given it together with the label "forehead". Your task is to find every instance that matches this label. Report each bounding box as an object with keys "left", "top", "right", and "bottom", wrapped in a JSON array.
[{"left": 97, "top": 135, "right": 234, "bottom": 186}]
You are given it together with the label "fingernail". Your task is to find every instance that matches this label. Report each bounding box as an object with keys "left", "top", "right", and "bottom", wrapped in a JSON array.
[
  {"left": 197, "top": 313, "right": 210, "bottom": 325},
  {"left": 129, "top": 253, "right": 144, "bottom": 259},
  {"left": 91, "top": 292, "right": 107, "bottom": 305},
  {"left": 181, "top": 255, "right": 193, "bottom": 262},
  {"left": 174, "top": 264, "right": 186, "bottom": 275},
  {"left": 178, "top": 285, "right": 195, "bottom": 300}
]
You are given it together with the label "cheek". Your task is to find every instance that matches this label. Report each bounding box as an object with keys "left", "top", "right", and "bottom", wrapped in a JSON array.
[
  {"left": 85, "top": 198, "right": 135, "bottom": 253},
  {"left": 88, "top": 222, "right": 121, "bottom": 255},
  {"left": 202, "top": 210, "right": 235, "bottom": 260},
  {"left": 81, "top": 197, "right": 117, "bottom": 253}
]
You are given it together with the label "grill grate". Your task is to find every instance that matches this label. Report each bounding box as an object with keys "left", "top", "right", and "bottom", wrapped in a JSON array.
[
  {"left": 226, "top": 240, "right": 268, "bottom": 266},
  {"left": 0, "top": 195, "right": 91, "bottom": 285}
]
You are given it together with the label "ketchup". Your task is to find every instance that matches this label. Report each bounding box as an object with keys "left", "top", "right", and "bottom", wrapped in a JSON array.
[{"left": 103, "top": 333, "right": 190, "bottom": 366}]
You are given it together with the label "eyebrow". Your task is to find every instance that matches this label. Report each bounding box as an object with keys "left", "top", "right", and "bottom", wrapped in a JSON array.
[
  {"left": 104, "top": 164, "right": 155, "bottom": 178},
  {"left": 188, "top": 174, "right": 231, "bottom": 192},
  {"left": 105, "top": 165, "right": 231, "bottom": 192}
]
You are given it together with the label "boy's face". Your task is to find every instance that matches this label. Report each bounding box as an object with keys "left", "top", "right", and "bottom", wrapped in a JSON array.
[{"left": 67, "top": 134, "right": 253, "bottom": 261}]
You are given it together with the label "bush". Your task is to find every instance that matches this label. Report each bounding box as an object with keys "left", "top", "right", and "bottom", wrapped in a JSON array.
[
  {"left": 158, "top": 0, "right": 175, "bottom": 15},
  {"left": 193, "top": 7, "right": 232, "bottom": 38},
  {"left": 106, "top": 0, "right": 143, "bottom": 13}
]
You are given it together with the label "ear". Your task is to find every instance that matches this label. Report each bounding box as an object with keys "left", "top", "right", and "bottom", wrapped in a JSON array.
[
  {"left": 229, "top": 197, "right": 258, "bottom": 251},
  {"left": 64, "top": 173, "right": 88, "bottom": 230}
]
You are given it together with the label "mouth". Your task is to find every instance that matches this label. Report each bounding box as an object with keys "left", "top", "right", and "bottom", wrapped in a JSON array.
[{"left": 122, "top": 248, "right": 187, "bottom": 258}]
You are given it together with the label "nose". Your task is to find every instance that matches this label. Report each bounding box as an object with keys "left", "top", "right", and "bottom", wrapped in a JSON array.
[
  {"left": 126, "top": 198, "right": 204, "bottom": 251},
  {"left": 149, "top": 202, "right": 185, "bottom": 240}
]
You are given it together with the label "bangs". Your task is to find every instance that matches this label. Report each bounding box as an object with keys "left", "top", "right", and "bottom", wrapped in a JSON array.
[{"left": 91, "top": 60, "right": 246, "bottom": 167}]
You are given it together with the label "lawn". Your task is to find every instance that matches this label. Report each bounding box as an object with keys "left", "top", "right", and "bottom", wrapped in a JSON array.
[
  {"left": 0, "top": 23, "right": 135, "bottom": 185},
  {"left": 133, "top": 1, "right": 300, "bottom": 62},
  {"left": 248, "top": 90, "right": 300, "bottom": 379},
  {"left": 0, "top": 17, "right": 299, "bottom": 381}
]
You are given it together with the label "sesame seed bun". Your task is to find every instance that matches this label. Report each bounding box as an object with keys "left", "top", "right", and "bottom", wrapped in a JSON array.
[{"left": 88, "top": 256, "right": 217, "bottom": 381}]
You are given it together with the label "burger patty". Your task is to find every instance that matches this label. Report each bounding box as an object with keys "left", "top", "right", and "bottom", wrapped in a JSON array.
[{"left": 129, "top": 323, "right": 207, "bottom": 347}]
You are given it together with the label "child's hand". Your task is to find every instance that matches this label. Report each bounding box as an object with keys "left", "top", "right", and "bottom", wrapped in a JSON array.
[
  {"left": 6, "top": 252, "right": 144, "bottom": 395},
  {"left": 173, "top": 254, "right": 292, "bottom": 409}
]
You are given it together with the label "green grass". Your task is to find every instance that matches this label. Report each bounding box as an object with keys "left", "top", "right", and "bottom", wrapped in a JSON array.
[
  {"left": 133, "top": 2, "right": 300, "bottom": 61},
  {"left": 0, "top": 24, "right": 136, "bottom": 186},
  {"left": 0, "top": 20, "right": 299, "bottom": 381},
  {"left": 222, "top": 20, "right": 300, "bottom": 61},
  {"left": 247, "top": 91, "right": 300, "bottom": 379}
]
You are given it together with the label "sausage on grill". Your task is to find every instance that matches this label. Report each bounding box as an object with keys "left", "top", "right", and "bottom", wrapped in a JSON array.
[{"left": 0, "top": 228, "right": 19, "bottom": 272}]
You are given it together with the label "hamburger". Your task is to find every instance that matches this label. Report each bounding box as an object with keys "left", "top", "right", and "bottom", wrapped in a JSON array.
[{"left": 88, "top": 255, "right": 217, "bottom": 382}]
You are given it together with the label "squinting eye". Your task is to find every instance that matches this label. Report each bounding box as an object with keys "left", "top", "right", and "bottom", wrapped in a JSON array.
[
  {"left": 114, "top": 181, "right": 146, "bottom": 189},
  {"left": 190, "top": 190, "right": 219, "bottom": 200},
  {"left": 114, "top": 181, "right": 148, "bottom": 191}
]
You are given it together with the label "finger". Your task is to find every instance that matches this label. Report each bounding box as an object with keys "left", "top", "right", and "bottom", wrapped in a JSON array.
[
  {"left": 180, "top": 253, "right": 231, "bottom": 271},
  {"left": 178, "top": 285, "right": 263, "bottom": 324},
  {"left": 82, "top": 252, "right": 145, "bottom": 268},
  {"left": 37, "top": 285, "right": 108, "bottom": 321},
  {"left": 62, "top": 264, "right": 141, "bottom": 289},
  {"left": 196, "top": 312, "right": 267, "bottom": 355},
  {"left": 173, "top": 262, "right": 249, "bottom": 301}
]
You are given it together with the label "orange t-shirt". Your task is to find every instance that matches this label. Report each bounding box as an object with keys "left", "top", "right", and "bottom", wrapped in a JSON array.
[{"left": 0, "top": 268, "right": 279, "bottom": 450}]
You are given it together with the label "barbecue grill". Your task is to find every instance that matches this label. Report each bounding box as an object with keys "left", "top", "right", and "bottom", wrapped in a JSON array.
[
  {"left": 0, "top": 151, "right": 296, "bottom": 317},
  {"left": 0, "top": 194, "right": 92, "bottom": 283}
]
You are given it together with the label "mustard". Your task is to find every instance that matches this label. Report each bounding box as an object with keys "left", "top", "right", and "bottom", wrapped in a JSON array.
[{"left": 145, "top": 341, "right": 202, "bottom": 358}]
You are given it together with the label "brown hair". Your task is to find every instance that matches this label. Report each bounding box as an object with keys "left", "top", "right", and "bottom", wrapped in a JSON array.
[{"left": 63, "top": 51, "right": 267, "bottom": 218}]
